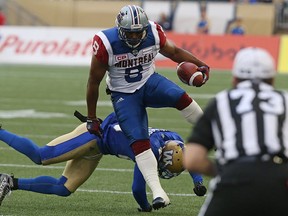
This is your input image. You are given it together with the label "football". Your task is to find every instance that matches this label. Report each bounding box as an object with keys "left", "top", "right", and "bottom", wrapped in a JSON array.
[{"left": 176, "top": 62, "right": 204, "bottom": 87}]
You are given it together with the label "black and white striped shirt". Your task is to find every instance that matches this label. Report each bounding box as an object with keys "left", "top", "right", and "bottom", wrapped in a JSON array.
[{"left": 188, "top": 80, "right": 288, "bottom": 165}]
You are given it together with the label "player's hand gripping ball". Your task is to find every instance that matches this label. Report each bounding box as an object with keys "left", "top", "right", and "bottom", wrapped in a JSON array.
[{"left": 176, "top": 62, "right": 204, "bottom": 87}]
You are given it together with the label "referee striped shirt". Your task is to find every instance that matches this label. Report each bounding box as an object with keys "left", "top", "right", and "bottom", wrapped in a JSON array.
[{"left": 188, "top": 80, "right": 288, "bottom": 165}]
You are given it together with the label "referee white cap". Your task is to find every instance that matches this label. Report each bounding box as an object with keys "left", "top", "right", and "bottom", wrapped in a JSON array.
[{"left": 232, "top": 47, "right": 276, "bottom": 79}]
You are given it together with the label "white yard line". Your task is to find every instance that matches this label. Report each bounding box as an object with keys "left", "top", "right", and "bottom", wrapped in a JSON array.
[
  {"left": 77, "top": 189, "right": 200, "bottom": 197},
  {"left": 0, "top": 94, "right": 216, "bottom": 107},
  {"left": 0, "top": 163, "right": 133, "bottom": 172},
  {"left": 0, "top": 163, "right": 203, "bottom": 197}
]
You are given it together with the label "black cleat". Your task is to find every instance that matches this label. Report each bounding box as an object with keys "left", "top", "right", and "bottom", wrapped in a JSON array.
[
  {"left": 137, "top": 204, "right": 152, "bottom": 212},
  {"left": 193, "top": 182, "right": 207, "bottom": 196},
  {"left": 152, "top": 197, "right": 170, "bottom": 210}
]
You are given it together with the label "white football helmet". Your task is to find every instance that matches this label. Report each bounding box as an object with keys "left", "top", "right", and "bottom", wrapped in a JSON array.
[
  {"left": 115, "top": 5, "right": 149, "bottom": 48},
  {"left": 158, "top": 140, "right": 185, "bottom": 179}
]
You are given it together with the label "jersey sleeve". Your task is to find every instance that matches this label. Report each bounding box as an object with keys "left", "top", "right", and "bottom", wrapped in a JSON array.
[
  {"left": 155, "top": 22, "right": 167, "bottom": 48},
  {"left": 92, "top": 34, "right": 108, "bottom": 64}
]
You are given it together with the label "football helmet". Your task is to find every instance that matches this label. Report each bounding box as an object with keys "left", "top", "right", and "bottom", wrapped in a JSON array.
[
  {"left": 158, "top": 140, "right": 185, "bottom": 179},
  {"left": 115, "top": 5, "right": 149, "bottom": 48}
]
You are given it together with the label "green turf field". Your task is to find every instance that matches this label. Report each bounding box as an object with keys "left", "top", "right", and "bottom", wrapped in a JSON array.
[{"left": 0, "top": 65, "right": 287, "bottom": 216}]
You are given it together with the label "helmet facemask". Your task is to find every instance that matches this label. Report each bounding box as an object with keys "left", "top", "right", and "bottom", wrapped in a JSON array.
[
  {"left": 116, "top": 5, "right": 149, "bottom": 49},
  {"left": 158, "top": 165, "right": 180, "bottom": 179},
  {"left": 118, "top": 28, "right": 148, "bottom": 49}
]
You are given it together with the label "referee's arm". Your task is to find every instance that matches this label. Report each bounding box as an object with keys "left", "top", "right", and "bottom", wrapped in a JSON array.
[{"left": 184, "top": 144, "right": 217, "bottom": 177}]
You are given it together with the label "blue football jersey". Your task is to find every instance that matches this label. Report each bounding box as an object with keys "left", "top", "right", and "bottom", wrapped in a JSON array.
[{"left": 99, "top": 112, "right": 183, "bottom": 162}]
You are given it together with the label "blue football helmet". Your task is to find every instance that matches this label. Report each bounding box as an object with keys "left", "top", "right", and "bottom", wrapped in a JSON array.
[
  {"left": 158, "top": 140, "right": 185, "bottom": 179},
  {"left": 115, "top": 5, "right": 149, "bottom": 48}
]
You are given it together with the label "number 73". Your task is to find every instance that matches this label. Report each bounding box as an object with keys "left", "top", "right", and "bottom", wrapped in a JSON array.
[{"left": 230, "top": 88, "right": 284, "bottom": 115}]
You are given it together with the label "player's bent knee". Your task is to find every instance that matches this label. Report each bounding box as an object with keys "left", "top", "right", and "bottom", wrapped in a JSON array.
[
  {"left": 56, "top": 176, "right": 72, "bottom": 196},
  {"left": 57, "top": 185, "right": 72, "bottom": 197},
  {"left": 175, "top": 93, "right": 193, "bottom": 110}
]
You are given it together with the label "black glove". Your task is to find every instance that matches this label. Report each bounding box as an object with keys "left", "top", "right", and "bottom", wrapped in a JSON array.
[
  {"left": 137, "top": 204, "right": 152, "bottom": 212},
  {"left": 193, "top": 182, "right": 207, "bottom": 196},
  {"left": 197, "top": 65, "right": 210, "bottom": 86},
  {"left": 86, "top": 118, "right": 102, "bottom": 137}
]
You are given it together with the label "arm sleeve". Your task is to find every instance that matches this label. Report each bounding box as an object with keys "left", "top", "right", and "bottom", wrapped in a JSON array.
[
  {"left": 92, "top": 34, "right": 108, "bottom": 64},
  {"left": 188, "top": 171, "right": 203, "bottom": 184},
  {"left": 132, "top": 164, "right": 150, "bottom": 210},
  {"left": 155, "top": 22, "right": 167, "bottom": 48}
]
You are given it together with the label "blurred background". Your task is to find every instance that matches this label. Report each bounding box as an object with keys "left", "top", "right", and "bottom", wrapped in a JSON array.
[
  {"left": 0, "top": 0, "right": 287, "bottom": 34},
  {"left": 0, "top": 0, "right": 287, "bottom": 72},
  {"left": 0, "top": 1, "right": 287, "bottom": 215}
]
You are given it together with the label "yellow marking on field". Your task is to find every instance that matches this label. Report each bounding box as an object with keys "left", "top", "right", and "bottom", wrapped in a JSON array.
[{"left": 278, "top": 36, "right": 288, "bottom": 74}]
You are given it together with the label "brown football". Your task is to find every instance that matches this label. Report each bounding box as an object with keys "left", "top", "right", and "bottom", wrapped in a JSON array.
[{"left": 176, "top": 62, "right": 204, "bottom": 87}]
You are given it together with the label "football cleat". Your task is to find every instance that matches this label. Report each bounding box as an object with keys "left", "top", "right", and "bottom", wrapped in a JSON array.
[
  {"left": 137, "top": 204, "right": 152, "bottom": 212},
  {"left": 0, "top": 173, "right": 13, "bottom": 206},
  {"left": 193, "top": 182, "right": 207, "bottom": 196},
  {"left": 152, "top": 197, "right": 170, "bottom": 210}
]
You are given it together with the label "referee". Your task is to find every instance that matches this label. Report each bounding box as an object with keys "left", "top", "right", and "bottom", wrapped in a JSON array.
[{"left": 183, "top": 47, "right": 288, "bottom": 216}]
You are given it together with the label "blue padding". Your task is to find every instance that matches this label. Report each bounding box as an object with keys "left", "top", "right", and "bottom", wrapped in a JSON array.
[{"left": 40, "top": 132, "right": 96, "bottom": 161}]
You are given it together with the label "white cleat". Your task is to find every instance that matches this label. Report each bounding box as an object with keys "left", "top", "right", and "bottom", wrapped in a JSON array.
[{"left": 152, "top": 192, "right": 170, "bottom": 210}]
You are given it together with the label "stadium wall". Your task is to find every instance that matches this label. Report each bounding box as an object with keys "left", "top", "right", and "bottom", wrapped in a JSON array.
[
  {"left": 7, "top": 0, "right": 141, "bottom": 28},
  {"left": 236, "top": 4, "right": 275, "bottom": 35},
  {"left": 0, "top": 26, "right": 287, "bottom": 73},
  {"left": 6, "top": 0, "right": 277, "bottom": 35}
]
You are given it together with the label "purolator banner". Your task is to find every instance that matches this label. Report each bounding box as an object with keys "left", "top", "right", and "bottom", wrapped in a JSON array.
[
  {"left": 0, "top": 26, "right": 99, "bottom": 66},
  {"left": 0, "top": 26, "right": 285, "bottom": 72},
  {"left": 156, "top": 33, "right": 281, "bottom": 71}
]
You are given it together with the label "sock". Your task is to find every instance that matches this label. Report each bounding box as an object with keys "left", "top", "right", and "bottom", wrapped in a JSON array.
[
  {"left": 131, "top": 140, "right": 150, "bottom": 155},
  {"left": 12, "top": 177, "right": 18, "bottom": 190},
  {"left": 135, "top": 149, "right": 169, "bottom": 202},
  {"left": 190, "top": 172, "right": 204, "bottom": 184},
  {"left": 180, "top": 100, "right": 203, "bottom": 124},
  {"left": 132, "top": 167, "right": 151, "bottom": 210},
  {"left": 18, "top": 175, "right": 71, "bottom": 196},
  {"left": 175, "top": 92, "right": 193, "bottom": 110},
  {"left": 0, "top": 130, "right": 41, "bottom": 164}
]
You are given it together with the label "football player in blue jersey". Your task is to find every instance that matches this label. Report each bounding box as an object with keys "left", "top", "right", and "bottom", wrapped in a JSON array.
[
  {"left": 0, "top": 112, "right": 207, "bottom": 211},
  {"left": 86, "top": 5, "right": 210, "bottom": 209}
]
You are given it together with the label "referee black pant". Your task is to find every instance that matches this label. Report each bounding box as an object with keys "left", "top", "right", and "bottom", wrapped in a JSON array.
[{"left": 199, "top": 160, "right": 288, "bottom": 216}]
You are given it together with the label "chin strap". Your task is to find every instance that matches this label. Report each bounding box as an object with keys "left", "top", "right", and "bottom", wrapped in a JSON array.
[
  {"left": 74, "top": 110, "right": 87, "bottom": 122},
  {"left": 74, "top": 110, "right": 103, "bottom": 124}
]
